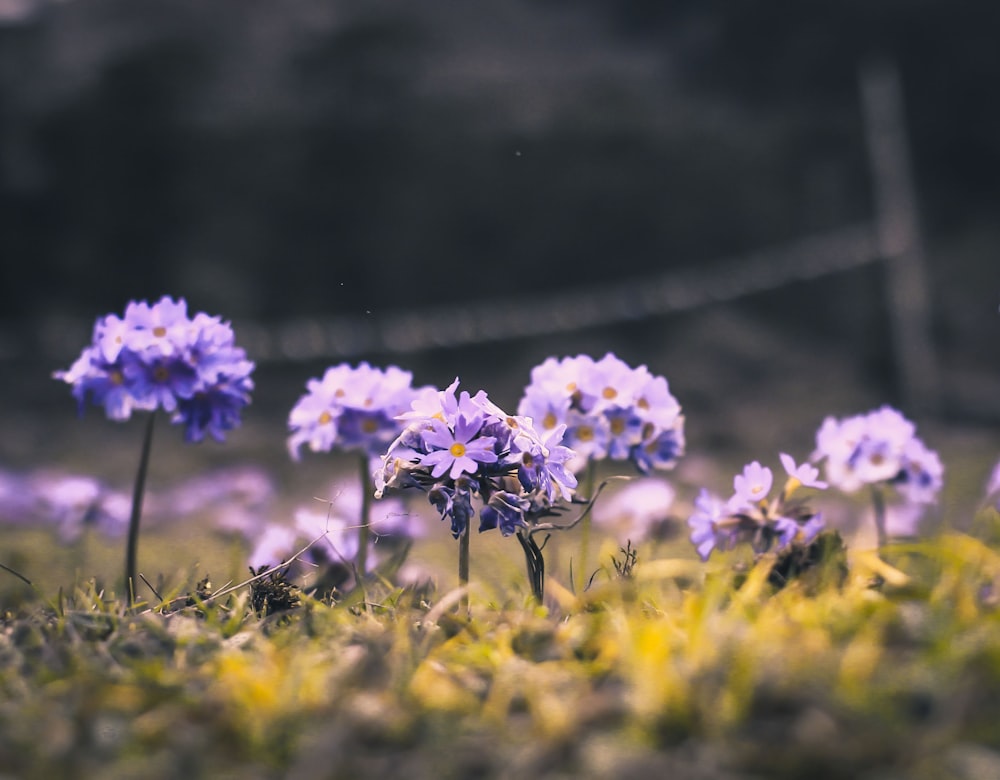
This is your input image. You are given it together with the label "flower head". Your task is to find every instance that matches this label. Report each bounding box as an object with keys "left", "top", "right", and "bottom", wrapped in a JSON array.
[
  {"left": 375, "top": 378, "right": 579, "bottom": 540},
  {"left": 687, "top": 454, "right": 826, "bottom": 561},
  {"left": 419, "top": 415, "right": 498, "bottom": 480},
  {"left": 518, "top": 352, "right": 684, "bottom": 474},
  {"left": 812, "top": 406, "right": 942, "bottom": 505},
  {"left": 287, "top": 362, "right": 426, "bottom": 459},
  {"left": 732, "top": 461, "right": 773, "bottom": 506},
  {"left": 54, "top": 296, "right": 254, "bottom": 441}
]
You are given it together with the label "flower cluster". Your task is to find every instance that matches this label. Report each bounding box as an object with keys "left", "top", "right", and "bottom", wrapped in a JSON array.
[
  {"left": 248, "top": 488, "right": 416, "bottom": 591},
  {"left": 592, "top": 477, "right": 676, "bottom": 544},
  {"left": 688, "top": 454, "right": 827, "bottom": 560},
  {"left": 54, "top": 296, "right": 254, "bottom": 442},
  {"left": 812, "top": 406, "right": 943, "bottom": 505},
  {"left": 0, "top": 465, "right": 275, "bottom": 544},
  {"left": 375, "top": 379, "right": 578, "bottom": 538},
  {"left": 517, "top": 353, "right": 685, "bottom": 473},
  {"left": 287, "top": 362, "right": 429, "bottom": 459}
]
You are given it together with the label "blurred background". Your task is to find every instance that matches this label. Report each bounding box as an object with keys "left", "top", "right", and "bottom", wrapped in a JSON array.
[{"left": 0, "top": 0, "right": 998, "bottom": 591}]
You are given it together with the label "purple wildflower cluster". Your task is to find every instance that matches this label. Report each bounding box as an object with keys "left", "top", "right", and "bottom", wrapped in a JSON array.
[
  {"left": 517, "top": 353, "right": 685, "bottom": 474},
  {"left": 592, "top": 477, "right": 676, "bottom": 544},
  {"left": 688, "top": 454, "right": 827, "bottom": 560},
  {"left": 287, "top": 362, "right": 428, "bottom": 459},
  {"left": 812, "top": 406, "right": 943, "bottom": 505},
  {"left": 54, "top": 296, "right": 254, "bottom": 442},
  {"left": 375, "top": 379, "right": 578, "bottom": 538},
  {"left": 0, "top": 465, "right": 274, "bottom": 543},
  {"left": 248, "top": 487, "right": 418, "bottom": 589}
]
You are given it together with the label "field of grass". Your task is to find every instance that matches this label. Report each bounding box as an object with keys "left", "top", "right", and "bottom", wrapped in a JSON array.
[{"left": 4, "top": 498, "right": 1000, "bottom": 779}]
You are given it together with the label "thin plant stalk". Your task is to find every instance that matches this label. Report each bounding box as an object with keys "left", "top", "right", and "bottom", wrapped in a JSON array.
[
  {"left": 576, "top": 459, "right": 597, "bottom": 593},
  {"left": 458, "top": 524, "right": 470, "bottom": 613},
  {"left": 125, "top": 412, "right": 156, "bottom": 605},
  {"left": 357, "top": 453, "right": 372, "bottom": 578},
  {"left": 871, "top": 484, "right": 888, "bottom": 550},
  {"left": 517, "top": 530, "right": 545, "bottom": 604}
]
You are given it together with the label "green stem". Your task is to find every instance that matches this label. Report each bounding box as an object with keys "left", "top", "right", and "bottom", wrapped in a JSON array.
[
  {"left": 577, "top": 459, "right": 597, "bottom": 593},
  {"left": 125, "top": 412, "right": 156, "bottom": 605},
  {"left": 871, "top": 484, "right": 887, "bottom": 550},
  {"left": 357, "top": 453, "right": 372, "bottom": 578}
]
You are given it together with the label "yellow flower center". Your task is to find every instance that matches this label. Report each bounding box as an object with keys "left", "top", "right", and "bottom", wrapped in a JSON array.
[
  {"left": 361, "top": 418, "right": 379, "bottom": 434},
  {"left": 110, "top": 370, "right": 124, "bottom": 386},
  {"left": 318, "top": 411, "right": 333, "bottom": 425},
  {"left": 576, "top": 426, "right": 594, "bottom": 442},
  {"left": 153, "top": 366, "right": 170, "bottom": 383},
  {"left": 152, "top": 326, "right": 167, "bottom": 338},
  {"left": 542, "top": 412, "right": 557, "bottom": 430},
  {"left": 602, "top": 386, "right": 617, "bottom": 400},
  {"left": 521, "top": 453, "right": 535, "bottom": 468},
  {"left": 450, "top": 442, "right": 467, "bottom": 458},
  {"left": 637, "top": 397, "right": 650, "bottom": 410},
  {"left": 610, "top": 418, "right": 625, "bottom": 436}
]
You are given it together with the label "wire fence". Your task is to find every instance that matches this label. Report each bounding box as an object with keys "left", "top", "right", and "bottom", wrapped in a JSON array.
[
  {"left": 8, "top": 61, "right": 964, "bottom": 416},
  {"left": 6, "top": 221, "right": 881, "bottom": 369},
  {"left": 234, "top": 222, "right": 880, "bottom": 362}
]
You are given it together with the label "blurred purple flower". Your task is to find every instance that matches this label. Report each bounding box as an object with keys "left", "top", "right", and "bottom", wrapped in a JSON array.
[
  {"left": 287, "top": 362, "right": 426, "bottom": 459},
  {"left": 518, "top": 352, "right": 684, "bottom": 474},
  {"left": 54, "top": 295, "right": 254, "bottom": 441}
]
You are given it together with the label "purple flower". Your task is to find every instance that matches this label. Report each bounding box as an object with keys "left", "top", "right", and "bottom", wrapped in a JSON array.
[
  {"left": 287, "top": 362, "right": 426, "bottom": 459},
  {"left": 687, "top": 455, "right": 827, "bottom": 561},
  {"left": 175, "top": 369, "right": 254, "bottom": 443},
  {"left": 512, "top": 422, "right": 578, "bottom": 503},
  {"left": 419, "top": 415, "right": 498, "bottom": 480},
  {"left": 687, "top": 488, "right": 730, "bottom": 561},
  {"left": 479, "top": 490, "right": 529, "bottom": 536},
  {"left": 518, "top": 352, "right": 684, "bottom": 474},
  {"left": 376, "top": 377, "right": 580, "bottom": 541},
  {"left": 55, "top": 296, "right": 254, "bottom": 441},
  {"left": 812, "top": 406, "right": 942, "bottom": 505},
  {"left": 123, "top": 357, "right": 199, "bottom": 413},
  {"left": 428, "top": 480, "right": 476, "bottom": 538},
  {"left": 779, "top": 453, "right": 828, "bottom": 491},
  {"left": 733, "top": 461, "right": 773, "bottom": 506},
  {"left": 988, "top": 460, "right": 1000, "bottom": 510}
]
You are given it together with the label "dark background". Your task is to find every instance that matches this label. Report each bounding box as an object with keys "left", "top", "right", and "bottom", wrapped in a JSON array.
[{"left": 0, "top": 0, "right": 997, "bottom": 502}]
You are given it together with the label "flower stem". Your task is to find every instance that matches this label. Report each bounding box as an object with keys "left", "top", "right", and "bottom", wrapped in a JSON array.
[
  {"left": 871, "top": 484, "right": 888, "bottom": 550},
  {"left": 517, "top": 530, "right": 545, "bottom": 604},
  {"left": 357, "top": 453, "right": 371, "bottom": 579},
  {"left": 125, "top": 412, "right": 156, "bottom": 605},
  {"left": 458, "top": 524, "right": 470, "bottom": 613},
  {"left": 577, "top": 459, "right": 597, "bottom": 593}
]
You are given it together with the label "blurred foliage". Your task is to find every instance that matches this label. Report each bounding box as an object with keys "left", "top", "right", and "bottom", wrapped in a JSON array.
[{"left": 4, "top": 517, "right": 1000, "bottom": 777}]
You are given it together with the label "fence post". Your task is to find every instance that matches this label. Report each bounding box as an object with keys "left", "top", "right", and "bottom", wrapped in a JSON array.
[{"left": 859, "top": 58, "right": 940, "bottom": 414}]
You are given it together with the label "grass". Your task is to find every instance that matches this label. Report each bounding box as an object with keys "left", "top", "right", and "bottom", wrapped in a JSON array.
[{"left": 4, "top": 505, "right": 1000, "bottom": 779}]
